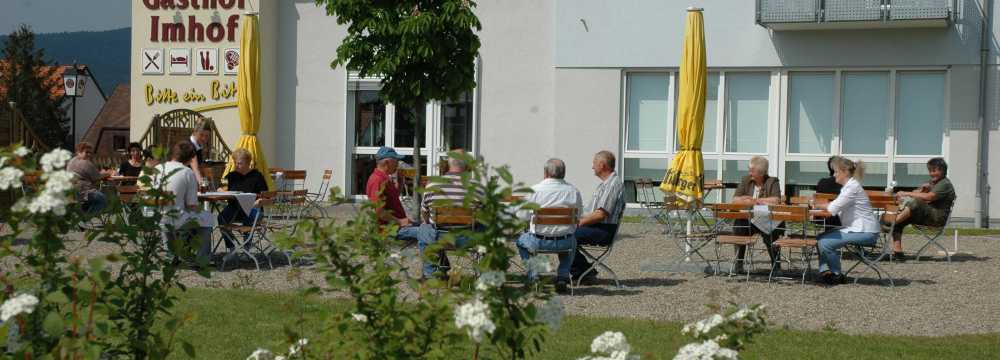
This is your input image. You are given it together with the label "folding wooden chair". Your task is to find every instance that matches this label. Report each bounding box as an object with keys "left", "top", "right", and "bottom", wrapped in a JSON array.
[
  {"left": 219, "top": 191, "right": 281, "bottom": 271},
  {"left": 575, "top": 200, "right": 626, "bottom": 288},
  {"left": 844, "top": 203, "right": 896, "bottom": 287},
  {"left": 913, "top": 209, "right": 953, "bottom": 263},
  {"left": 525, "top": 207, "right": 578, "bottom": 292},
  {"left": 768, "top": 205, "right": 815, "bottom": 284},
  {"left": 711, "top": 203, "right": 755, "bottom": 280},
  {"left": 430, "top": 206, "right": 477, "bottom": 273}
]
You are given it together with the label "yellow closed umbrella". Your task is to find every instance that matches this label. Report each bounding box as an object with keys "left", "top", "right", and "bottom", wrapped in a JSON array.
[
  {"left": 225, "top": 13, "right": 274, "bottom": 190},
  {"left": 660, "top": 7, "right": 706, "bottom": 204}
]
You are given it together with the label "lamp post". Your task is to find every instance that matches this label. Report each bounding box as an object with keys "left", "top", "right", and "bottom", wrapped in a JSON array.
[{"left": 61, "top": 62, "right": 86, "bottom": 148}]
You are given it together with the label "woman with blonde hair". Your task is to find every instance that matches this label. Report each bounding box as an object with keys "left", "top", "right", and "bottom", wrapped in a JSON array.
[
  {"left": 812, "top": 157, "right": 880, "bottom": 285},
  {"left": 217, "top": 148, "right": 268, "bottom": 254}
]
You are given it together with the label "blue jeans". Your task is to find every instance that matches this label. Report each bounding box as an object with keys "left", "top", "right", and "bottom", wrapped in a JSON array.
[
  {"left": 571, "top": 224, "right": 617, "bottom": 276},
  {"left": 416, "top": 225, "right": 469, "bottom": 277},
  {"left": 81, "top": 191, "right": 107, "bottom": 215},
  {"left": 517, "top": 232, "right": 577, "bottom": 280},
  {"left": 817, "top": 230, "right": 878, "bottom": 275}
]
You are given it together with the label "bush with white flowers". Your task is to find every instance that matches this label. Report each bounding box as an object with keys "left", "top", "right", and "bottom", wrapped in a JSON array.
[
  {"left": 1, "top": 144, "right": 199, "bottom": 358},
  {"left": 272, "top": 152, "right": 558, "bottom": 359},
  {"left": 578, "top": 331, "right": 641, "bottom": 360},
  {"left": 674, "top": 303, "right": 767, "bottom": 360}
]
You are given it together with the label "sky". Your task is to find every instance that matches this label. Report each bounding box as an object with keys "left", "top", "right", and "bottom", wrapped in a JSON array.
[{"left": 0, "top": 0, "right": 131, "bottom": 34}]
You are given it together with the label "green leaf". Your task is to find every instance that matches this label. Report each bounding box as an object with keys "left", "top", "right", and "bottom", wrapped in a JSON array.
[
  {"left": 497, "top": 166, "right": 513, "bottom": 184},
  {"left": 45, "top": 290, "right": 69, "bottom": 304},
  {"left": 182, "top": 341, "right": 196, "bottom": 358},
  {"left": 43, "top": 311, "right": 64, "bottom": 337}
]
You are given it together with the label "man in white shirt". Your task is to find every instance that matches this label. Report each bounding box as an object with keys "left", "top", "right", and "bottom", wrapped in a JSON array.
[
  {"left": 516, "top": 158, "right": 583, "bottom": 293},
  {"left": 154, "top": 141, "right": 214, "bottom": 265}
]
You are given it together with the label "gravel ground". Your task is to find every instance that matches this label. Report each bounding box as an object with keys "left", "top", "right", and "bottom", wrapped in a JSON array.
[{"left": 5, "top": 204, "right": 999, "bottom": 337}]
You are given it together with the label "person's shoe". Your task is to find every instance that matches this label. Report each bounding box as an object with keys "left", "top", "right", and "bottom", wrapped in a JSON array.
[
  {"left": 892, "top": 252, "right": 907, "bottom": 262},
  {"left": 222, "top": 251, "right": 239, "bottom": 265},
  {"left": 836, "top": 274, "right": 848, "bottom": 285},
  {"left": 819, "top": 271, "right": 835, "bottom": 285},
  {"left": 554, "top": 278, "right": 570, "bottom": 294}
]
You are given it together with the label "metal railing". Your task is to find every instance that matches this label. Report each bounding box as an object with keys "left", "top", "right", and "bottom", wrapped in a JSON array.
[
  {"left": 757, "top": 0, "right": 955, "bottom": 26},
  {"left": 138, "top": 108, "right": 232, "bottom": 163}
]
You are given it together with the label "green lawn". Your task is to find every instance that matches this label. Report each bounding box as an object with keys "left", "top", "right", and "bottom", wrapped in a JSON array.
[{"left": 169, "top": 288, "right": 1000, "bottom": 359}]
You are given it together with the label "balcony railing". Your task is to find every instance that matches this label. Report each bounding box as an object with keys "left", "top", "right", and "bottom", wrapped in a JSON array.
[{"left": 756, "top": 0, "right": 955, "bottom": 30}]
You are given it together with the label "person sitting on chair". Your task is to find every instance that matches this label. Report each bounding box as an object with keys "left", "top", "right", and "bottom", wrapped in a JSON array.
[
  {"left": 570, "top": 150, "right": 624, "bottom": 284},
  {"left": 117, "top": 142, "right": 144, "bottom": 179},
  {"left": 884, "top": 157, "right": 956, "bottom": 259},
  {"left": 217, "top": 149, "right": 269, "bottom": 255},
  {"left": 815, "top": 156, "right": 843, "bottom": 231},
  {"left": 154, "top": 141, "right": 214, "bottom": 264},
  {"left": 417, "top": 154, "right": 480, "bottom": 279},
  {"left": 516, "top": 158, "right": 583, "bottom": 293},
  {"left": 812, "top": 157, "right": 880, "bottom": 285},
  {"left": 67, "top": 142, "right": 112, "bottom": 215},
  {"left": 730, "top": 155, "right": 783, "bottom": 273},
  {"left": 366, "top": 146, "right": 436, "bottom": 251}
]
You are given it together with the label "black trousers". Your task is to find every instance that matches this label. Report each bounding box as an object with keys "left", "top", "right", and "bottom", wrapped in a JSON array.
[
  {"left": 733, "top": 219, "right": 783, "bottom": 267},
  {"left": 570, "top": 223, "right": 619, "bottom": 276}
]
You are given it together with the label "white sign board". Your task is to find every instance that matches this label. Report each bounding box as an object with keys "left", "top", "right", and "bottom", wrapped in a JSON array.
[{"left": 141, "top": 48, "right": 163, "bottom": 75}]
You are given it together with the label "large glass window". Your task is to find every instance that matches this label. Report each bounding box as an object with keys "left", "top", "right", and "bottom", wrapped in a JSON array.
[
  {"left": 787, "top": 73, "right": 834, "bottom": 154},
  {"left": 626, "top": 73, "right": 670, "bottom": 151},
  {"left": 623, "top": 158, "right": 669, "bottom": 203},
  {"left": 352, "top": 90, "right": 386, "bottom": 147},
  {"left": 896, "top": 72, "right": 945, "bottom": 155},
  {"left": 784, "top": 160, "right": 830, "bottom": 187},
  {"left": 725, "top": 73, "right": 770, "bottom": 153},
  {"left": 894, "top": 163, "right": 930, "bottom": 187},
  {"left": 442, "top": 92, "right": 473, "bottom": 151},
  {"left": 842, "top": 72, "right": 889, "bottom": 154},
  {"left": 394, "top": 103, "right": 426, "bottom": 148}
]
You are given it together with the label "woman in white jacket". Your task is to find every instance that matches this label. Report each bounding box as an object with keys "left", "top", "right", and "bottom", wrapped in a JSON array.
[{"left": 812, "top": 157, "right": 880, "bottom": 285}]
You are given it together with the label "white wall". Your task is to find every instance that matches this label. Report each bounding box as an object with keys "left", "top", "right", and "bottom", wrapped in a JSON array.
[
  {"left": 553, "top": 68, "right": 622, "bottom": 200},
  {"left": 475, "top": 0, "right": 557, "bottom": 186},
  {"left": 276, "top": 0, "right": 348, "bottom": 191},
  {"left": 65, "top": 73, "right": 105, "bottom": 145}
]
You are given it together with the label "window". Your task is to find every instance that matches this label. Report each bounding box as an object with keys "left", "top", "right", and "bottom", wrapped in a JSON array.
[
  {"left": 787, "top": 73, "right": 834, "bottom": 154},
  {"left": 352, "top": 90, "right": 386, "bottom": 147},
  {"left": 676, "top": 73, "right": 719, "bottom": 152},
  {"left": 626, "top": 73, "right": 670, "bottom": 151},
  {"left": 784, "top": 160, "right": 830, "bottom": 187},
  {"left": 442, "top": 92, "right": 474, "bottom": 151},
  {"left": 725, "top": 73, "right": 770, "bottom": 153},
  {"left": 394, "top": 103, "right": 426, "bottom": 148},
  {"left": 896, "top": 71, "right": 945, "bottom": 156},
  {"left": 841, "top": 72, "right": 889, "bottom": 155},
  {"left": 112, "top": 135, "right": 128, "bottom": 152},
  {"left": 894, "top": 163, "right": 930, "bottom": 187}
]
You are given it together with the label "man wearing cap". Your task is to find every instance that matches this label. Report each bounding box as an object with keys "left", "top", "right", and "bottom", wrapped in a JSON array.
[{"left": 366, "top": 147, "right": 436, "bottom": 247}]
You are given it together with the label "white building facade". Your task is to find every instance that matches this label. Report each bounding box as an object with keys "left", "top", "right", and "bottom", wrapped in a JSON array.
[{"left": 131, "top": 0, "right": 1000, "bottom": 225}]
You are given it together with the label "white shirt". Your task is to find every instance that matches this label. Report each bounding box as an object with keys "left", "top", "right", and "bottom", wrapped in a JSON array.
[
  {"left": 518, "top": 178, "right": 583, "bottom": 237},
  {"left": 189, "top": 135, "right": 203, "bottom": 151},
  {"left": 826, "top": 177, "right": 879, "bottom": 233},
  {"left": 153, "top": 161, "right": 214, "bottom": 228}
]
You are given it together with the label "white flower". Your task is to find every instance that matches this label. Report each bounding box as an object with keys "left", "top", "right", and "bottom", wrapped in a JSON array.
[
  {"left": 39, "top": 148, "right": 72, "bottom": 172},
  {"left": 590, "top": 331, "right": 630, "bottom": 354},
  {"left": 1, "top": 294, "right": 39, "bottom": 322},
  {"left": 454, "top": 297, "right": 496, "bottom": 343},
  {"left": 288, "top": 338, "right": 308, "bottom": 356},
  {"left": 674, "top": 340, "right": 739, "bottom": 360},
  {"left": 0, "top": 156, "right": 7, "bottom": 167},
  {"left": 14, "top": 146, "right": 30, "bottom": 157},
  {"left": 352, "top": 313, "right": 368, "bottom": 322},
  {"left": 26, "top": 189, "right": 70, "bottom": 216},
  {"left": 475, "top": 271, "right": 505, "bottom": 291},
  {"left": 388, "top": 252, "right": 401, "bottom": 261},
  {"left": 525, "top": 256, "right": 554, "bottom": 274},
  {"left": 476, "top": 245, "right": 488, "bottom": 254},
  {"left": 275, "top": 356, "right": 286, "bottom": 360},
  {"left": 0, "top": 166, "right": 24, "bottom": 190},
  {"left": 537, "top": 296, "right": 564, "bottom": 330},
  {"left": 42, "top": 170, "right": 75, "bottom": 193},
  {"left": 247, "top": 348, "right": 274, "bottom": 360},
  {"left": 682, "top": 314, "right": 725, "bottom": 337}
]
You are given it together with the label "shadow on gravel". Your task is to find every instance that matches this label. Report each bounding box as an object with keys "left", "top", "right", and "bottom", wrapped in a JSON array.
[{"left": 908, "top": 254, "right": 991, "bottom": 263}]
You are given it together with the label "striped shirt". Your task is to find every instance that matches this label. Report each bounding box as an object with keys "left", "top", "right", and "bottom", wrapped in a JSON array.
[
  {"left": 587, "top": 172, "right": 625, "bottom": 225},
  {"left": 421, "top": 173, "right": 474, "bottom": 224}
]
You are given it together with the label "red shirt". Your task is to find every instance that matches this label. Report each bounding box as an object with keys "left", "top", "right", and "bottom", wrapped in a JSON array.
[{"left": 366, "top": 168, "right": 407, "bottom": 224}]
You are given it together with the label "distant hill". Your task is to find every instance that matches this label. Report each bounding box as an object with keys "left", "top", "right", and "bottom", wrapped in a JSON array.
[{"left": 0, "top": 27, "right": 130, "bottom": 98}]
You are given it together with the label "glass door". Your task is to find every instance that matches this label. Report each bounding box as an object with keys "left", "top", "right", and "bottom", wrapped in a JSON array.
[{"left": 428, "top": 91, "right": 475, "bottom": 175}]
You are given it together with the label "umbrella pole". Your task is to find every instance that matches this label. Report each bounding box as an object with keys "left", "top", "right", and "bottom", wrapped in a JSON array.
[{"left": 685, "top": 208, "right": 693, "bottom": 262}]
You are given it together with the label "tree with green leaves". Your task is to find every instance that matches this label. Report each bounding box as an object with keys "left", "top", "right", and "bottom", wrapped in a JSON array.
[
  {"left": 0, "top": 24, "right": 69, "bottom": 149},
  {"left": 315, "top": 0, "right": 482, "bottom": 205}
]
